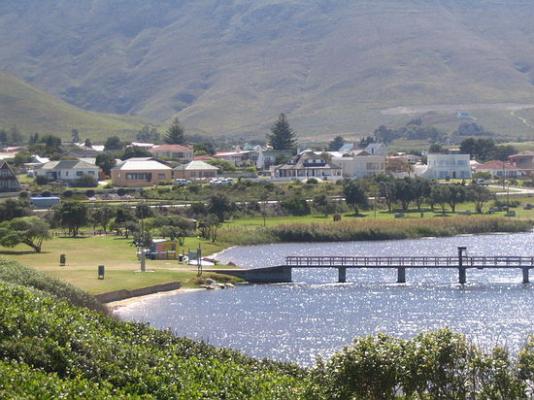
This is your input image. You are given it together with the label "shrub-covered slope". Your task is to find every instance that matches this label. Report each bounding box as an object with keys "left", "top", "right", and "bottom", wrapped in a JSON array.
[{"left": 0, "top": 261, "right": 305, "bottom": 399}]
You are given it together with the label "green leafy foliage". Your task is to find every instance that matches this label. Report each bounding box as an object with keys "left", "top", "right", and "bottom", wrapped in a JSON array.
[
  {"left": 0, "top": 216, "right": 50, "bottom": 252},
  {"left": 0, "top": 271, "right": 305, "bottom": 399}
]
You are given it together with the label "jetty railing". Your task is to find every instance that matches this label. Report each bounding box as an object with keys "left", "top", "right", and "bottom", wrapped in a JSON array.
[
  {"left": 285, "top": 253, "right": 534, "bottom": 284},
  {"left": 286, "top": 256, "right": 534, "bottom": 268}
]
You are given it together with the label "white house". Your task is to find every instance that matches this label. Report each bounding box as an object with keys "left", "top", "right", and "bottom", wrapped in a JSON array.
[
  {"left": 272, "top": 151, "right": 342, "bottom": 180},
  {"left": 331, "top": 150, "right": 386, "bottom": 178},
  {"left": 36, "top": 160, "right": 100, "bottom": 182},
  {"left": 420, "top": 153, "right": 472, "bottom": 179}
]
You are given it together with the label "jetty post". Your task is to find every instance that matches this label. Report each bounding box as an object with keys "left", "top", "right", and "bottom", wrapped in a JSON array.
[
  {"left": 523, "top": 267, "right": 530, "bottom": 284},
  {"left": 338, "top": 267, "right": 347, "bottom": 283},
  {"left": 458, "top": 247, "right": 467, "bottom": 285},
  {"left": 397, "top": 267, "right": 406, "bottom": 283}
]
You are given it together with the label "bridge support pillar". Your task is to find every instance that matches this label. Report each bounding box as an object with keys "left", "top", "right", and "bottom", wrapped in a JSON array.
[
  {"left": 397, "top": 267, "right": 406, "bottom": 284},
  {"left": 458, "top": 267, "right": 466, "bottom": 285},
  {"left": 523, "top": 268, "right": 530, "bottom": 284},
  {"left": 338, "top": 267, "right": 347, "bottom": 283}
]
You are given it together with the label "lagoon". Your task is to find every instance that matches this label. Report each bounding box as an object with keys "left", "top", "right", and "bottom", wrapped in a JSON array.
[{"left": 115, "top": 232, "right": 534, "bottom": 366}]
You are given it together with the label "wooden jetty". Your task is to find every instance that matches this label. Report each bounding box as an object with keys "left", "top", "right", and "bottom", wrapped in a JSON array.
[{"left": 205, "top": 248, "right": 534, "bottom": 285}]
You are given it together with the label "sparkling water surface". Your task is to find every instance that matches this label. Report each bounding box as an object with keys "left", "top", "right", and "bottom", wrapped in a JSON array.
[{"left": 115, "top": 232, "right": 534, "bottom": 366}]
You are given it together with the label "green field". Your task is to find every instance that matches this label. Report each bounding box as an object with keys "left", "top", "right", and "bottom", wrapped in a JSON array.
[
  {"left": 0, "top": 235, "right": 230, "bottom": 295},
  {"left": 0, "top": 72, "right": 144, "bottom": 140}
]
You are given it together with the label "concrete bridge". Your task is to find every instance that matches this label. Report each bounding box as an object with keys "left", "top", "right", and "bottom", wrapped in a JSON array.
[{"left": 206, "top": 248, "right": 534, "bottom": 285}]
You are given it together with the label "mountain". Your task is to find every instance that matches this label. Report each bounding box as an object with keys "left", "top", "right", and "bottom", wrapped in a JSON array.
[
  {"left": 2, "top": 0, "right": 534, "bottom": 140},
  {"left": 0, "top": 72, "right": 143, "bottom": 140}
]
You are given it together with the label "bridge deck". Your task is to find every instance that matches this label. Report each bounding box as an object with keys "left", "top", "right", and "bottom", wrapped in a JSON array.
[{"left": 285, "top": 256, "right": 534, "bottom": 269}]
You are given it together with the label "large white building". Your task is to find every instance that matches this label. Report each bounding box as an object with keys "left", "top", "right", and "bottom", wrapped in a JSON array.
[
  {"left": 421, "top": 153, "right": 472, "bottom": 179},
  {"left": 331, "top": 150, "right": 386, "bottom": 178}
]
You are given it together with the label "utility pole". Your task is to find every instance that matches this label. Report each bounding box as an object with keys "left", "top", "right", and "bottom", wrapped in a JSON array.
[{"left": 140, "top": 214, "right": 146, "bottom": 272}]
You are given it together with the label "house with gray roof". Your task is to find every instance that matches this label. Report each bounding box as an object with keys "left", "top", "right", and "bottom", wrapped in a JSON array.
[
  {"left": 272, "top": 151, "right": 342, "bottom": 181},
  {"left": 174, "top": 160, "right": 219, "bottom": 180},
  {"left": 36, "top": 159, "right": 100, "bottom": 183}
]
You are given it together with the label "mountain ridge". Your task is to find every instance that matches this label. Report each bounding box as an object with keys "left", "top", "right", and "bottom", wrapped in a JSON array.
[{"left": 2, "top": 1, "right": 534, "bottom": 139}]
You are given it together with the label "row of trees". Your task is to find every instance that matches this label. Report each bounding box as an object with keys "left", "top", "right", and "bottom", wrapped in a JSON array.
[{"left": 376, "top": 177, "right": 493, "bottom": 214}]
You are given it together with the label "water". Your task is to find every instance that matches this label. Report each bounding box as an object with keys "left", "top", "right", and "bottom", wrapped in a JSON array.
[{"left": 115, "top": 232, "right": 534, "bottom": 366}]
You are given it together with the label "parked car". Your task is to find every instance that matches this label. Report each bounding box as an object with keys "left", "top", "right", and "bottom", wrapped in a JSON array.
[
  {"left": 209, "top": 177, "right": 233, "bottom": 186},
  {"left": 174, "top": 178, "right": 192, "bottom": 186}
]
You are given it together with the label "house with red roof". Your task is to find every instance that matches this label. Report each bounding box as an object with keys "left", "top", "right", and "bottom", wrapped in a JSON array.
[{"left": 473, "top": 160, "right": 526, "bottom": 178}]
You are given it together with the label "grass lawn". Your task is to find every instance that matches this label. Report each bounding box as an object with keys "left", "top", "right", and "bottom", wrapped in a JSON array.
[{"left": 0, "top": 235, "right": 232, "bottom": 294}]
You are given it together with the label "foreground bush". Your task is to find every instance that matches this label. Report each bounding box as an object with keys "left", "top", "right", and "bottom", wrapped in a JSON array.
[
  {"left": 2, "top": 261, "right": 534, "bottom": 398},
  {"left": 0, "top": 275, "right": 305, "bottom": 399},
  {"left": 307, "top": 329, "right": 534, "bottom": 400}
]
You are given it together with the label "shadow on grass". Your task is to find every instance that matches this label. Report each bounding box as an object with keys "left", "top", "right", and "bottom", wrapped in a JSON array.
[{"left": 0, "top": 250, "right": 44, "bottom": 255}]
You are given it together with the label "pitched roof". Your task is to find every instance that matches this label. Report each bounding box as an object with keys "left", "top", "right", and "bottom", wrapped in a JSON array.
[
  {"left": 509, "top": 151, "right": 534, "bottom": 158},
  {"left": 40, "top": 160, "right": 99, "bottom": 170},
  {"left": 151, "top": 144, "right": 192, "bottom": 152},
  {"left": 113, "top": 159, "right": 172, "bottom": 171},
  {"left": 474, "top": 160, "right": 520, "bottom": 170},
  {"left": 174, "top": 160, "right": 219, "bottom": 171}
]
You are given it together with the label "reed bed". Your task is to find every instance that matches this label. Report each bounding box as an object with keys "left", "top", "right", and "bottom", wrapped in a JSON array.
[{"left": 221, "top": 216, "right": 533, "bottom": 245}]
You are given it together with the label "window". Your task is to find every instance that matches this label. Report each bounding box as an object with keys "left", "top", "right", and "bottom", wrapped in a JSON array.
[
  {"left": 76, "top": 171, "right": 84, "bottom": 177},
  {"left": 88, "top": 171, "right": 95, "bottom": 175},
  {"left": 126, "top": 173, "right": 151, "bottom": 180},
  {"left": 158, "top": 173, "right": 165, "bottom": 179}
]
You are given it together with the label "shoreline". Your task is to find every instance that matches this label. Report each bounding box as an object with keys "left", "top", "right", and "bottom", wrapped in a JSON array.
[
  {"left": 107, "top": 287, "right": 206, "bottom": 311},
  {"left": 105, "top": 226, "right": 534, "bottom": 310}
]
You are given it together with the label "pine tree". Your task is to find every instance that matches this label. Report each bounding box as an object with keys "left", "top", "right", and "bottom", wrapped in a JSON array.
[
  {"left": 165, "top": 118, "right": 185, "bottom": 144},
  {"left": 267, "top": 113, "right": 297, "bottom": 151},
  {"left": 328, "top": 136, "right": 345, "bottom": 151}
]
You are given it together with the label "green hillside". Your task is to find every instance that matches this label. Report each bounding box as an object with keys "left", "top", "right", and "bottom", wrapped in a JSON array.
[
  {"left": 2, "top": 1, "right": 534, "bottom": 139},
  {"left": 0, "top": 72, "right": 144, "bottom": 140}
]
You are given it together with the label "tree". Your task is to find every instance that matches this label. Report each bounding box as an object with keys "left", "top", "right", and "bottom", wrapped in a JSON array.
[
  {"left": 429, "top": 143, "right": 446, "bottom": 154},
  {"left": 104, "top": 136, "right": 124, "bottom": 151},
  {"left": 30, "top": 134, "right": 63, "bottom": 157},
  {"left": 136, "top": 125, "right": 160, "bottom": 143},
  {"left": 267, "top": 113, "right": 297, "bottom": 151},
  {"left": 0, "top": 216, "right": 50, "bottom": 253},
  {"left": 55, "top": 202, "right": 88, "bottom": 237},
  {"left": 71, "top": 129, "right": 80, "bottom": 143},
  {"left": 281, "top": 196, "right": 311, "bottom": 216},
  {"left": 0, "top": 199, "right": 31, "bottom": 222},
  {"left": 447, "top": 184, "right": 467, "bottom": 212},
  {"left": 207, "top": 194, "right": 235, "bottom": 222},
  {"left": 395, "top": 178, "right": 417, "bottom": 211},
  {"left": 431, "top": 185, "right": 450, "bottom": 214},
  {"left": 359, "top": 136, "right": 376, "bottom": 147},
  {"left": 90, "top": 206, "right": 115, "bottom": 233},
  {"left": 9, "top": 126, "right": 24, "bottom": 145},
  {"left": 378, "top": 178, "right": 397, "bottom": 212},
  {"left": 413, "top": 178, "right": 431, "bottom": 212},
  {"left": 468, "top": 184, "right": 493, "bottom": 213},
  {"left": 197, "top": 214, "right": 221, "bottom": 242},
  {"left": 95, "top": 153, "right": 116, "bottom": 176},
  {"left": 313, "top": 194, "right": 337, "bottom": 217},
  {"left": 328, "top": 136, "right": 345, "bottom": 151},
  {"left": 13, "top": 151, "right": 32, "bottom": 166},
  {"left": 121, "top": 146, "right": 152, "bottom": 160},
  {"left": 164, "top": 118, "right": 185, "bottom": 144},
  {"left": 343, "top": 180, "right": 368, "bottom": 215},
  {"left": 113, "top": 207, "right": 137, "bottom": 238},
  {"left": 73, "top": 175, "right": 97, "bottom": 188}
]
